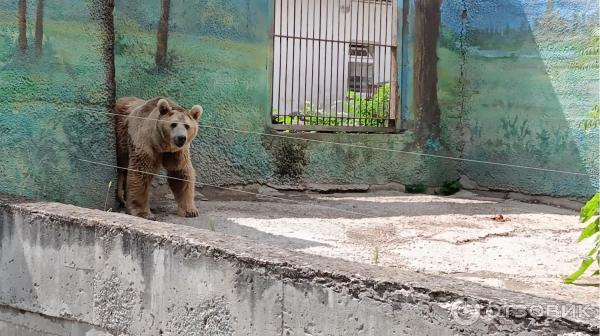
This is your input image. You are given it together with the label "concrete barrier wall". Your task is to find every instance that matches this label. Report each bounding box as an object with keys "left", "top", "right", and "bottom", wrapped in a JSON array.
[
  {"left": 0, "top": 195, "right": 597, "bottom": 336},
  {"left": 0, "top": 306, "right": 111, "bottom": 336}
]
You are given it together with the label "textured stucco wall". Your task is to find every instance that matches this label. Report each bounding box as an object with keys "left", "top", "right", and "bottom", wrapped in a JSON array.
[
  {"left": 0, "top": 0, "right": 116, "bottom": 208},
  {"left": 1, "top": 0, "right": 596, "bottom": 208},
  {"left": 111, "top": 0, "right": 599, "bottom": 197},
  {"left": 1, "top": 195, "right": 598, "bottom": 335},
  {"left": 439, "top": 0, "right": 599, "bottom": 198},
  {"left": 113, "top": 0, "right": 458, "bottom": 190}
]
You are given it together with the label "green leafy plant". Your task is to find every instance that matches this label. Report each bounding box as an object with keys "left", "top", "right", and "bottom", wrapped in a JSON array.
[
  {"left": 273, "top": 84, "right": 392, "bottom": 128},
  {"left": 272, "top": 107, "right": 300, "bottom": 125},
  {"left": 406, "top": 183, "right": 427, "bottom": 194},
  {"left": 304, "top": 116, "right": 346, "bottom": 126},
  {"left": 300, "top": 101, "right": 319, "bottom": 116},
  {"left": 372, "top": 245, "right": 380, "bottom": 266},
  {"left": 565, "top": 193, "right": 599, "bottom": 284},
  {"left": 207, "top": 217, "right": 216, "bottom": 232},
  {"left": 439, "top": 180, "right": 462, "bottom": 196},
  {"left": 566, "top": 30, "right": 600, "bottom": 284},
  {"left": 104, "top": 180, "right": 113, "bottom": 212},
  {"left": 300, "top": 101, "right": 347, "bottom": 126},
  {"left": 347, "top": 83, "right": 391, "bottom": 127}
]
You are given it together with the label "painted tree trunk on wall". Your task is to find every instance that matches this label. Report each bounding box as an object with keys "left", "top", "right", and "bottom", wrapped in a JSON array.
[
  {"left": 99, "top": 0, "right": 116, "bottom": 110},
  {"left": 413, "top": 0, "right": 442, "bottom": 143},
  {"left": 18, "top": 0, "right": 27, "bottom": 52},
  {"left": 35, "top": 0, "right": 44, "bottom": 56},
  {"left": 156, "top": 0, "right": 170, "bottom": 67},
  {"left": 545, "top": 0, "right": 555, "bottom": 16},
  {"left": 246, "top": 0, "right": 250, "bottom": 31}
]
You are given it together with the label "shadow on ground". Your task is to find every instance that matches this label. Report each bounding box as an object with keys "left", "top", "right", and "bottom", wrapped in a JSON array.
[{"left": 147, "top": 188, "right": 593, "bottom": 306}]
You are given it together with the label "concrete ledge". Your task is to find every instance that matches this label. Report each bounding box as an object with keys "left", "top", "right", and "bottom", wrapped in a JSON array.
[
  {"left": 0, "top": 194, "right": 597, "bottom": 335},
  {"left": 460, "top": 175, "right": 586, "bottom": 210}
]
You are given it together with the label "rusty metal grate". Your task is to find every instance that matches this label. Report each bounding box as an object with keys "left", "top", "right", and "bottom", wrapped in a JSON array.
[{"left": 271, "top": 0, "right": 398, "bottom": 133}]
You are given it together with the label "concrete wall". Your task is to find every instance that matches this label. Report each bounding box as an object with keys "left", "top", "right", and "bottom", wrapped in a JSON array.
[
  {"left": 438, "top": 0, "right": 599, "bottom": 198},
  {"left": 0, "top": 306, "right": 112, "bottom": 336},
  {"left": 0, "top": 0, "right": 116, "bottom": 208},
  {"left": 0, "top": 0, "right": 597, "bottom": 208},
  {"left": 0, "top": 0, "right": 446, "bottom": 211},
  {"left": 1, "top": 194, "right": 598, "bottom": 335},
  {"left": 114, "top": 0, "right": 445, "bottom": 191}
]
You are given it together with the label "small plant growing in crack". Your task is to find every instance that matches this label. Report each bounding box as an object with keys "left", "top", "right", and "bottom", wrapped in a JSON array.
[
  {"left": 104, "top": 180, "right": 113, "bottom": 212},
  {"left": 372, "top": 245, "right": 381, "bottom": 266},
  {"left": 565, "top": 193, "right": 599, "bottom": 284},
  {"left": 207, "top": 217, "right": 216, "bottom": 232}
]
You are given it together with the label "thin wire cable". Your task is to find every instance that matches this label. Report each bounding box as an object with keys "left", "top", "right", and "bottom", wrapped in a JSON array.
[
  {"left": 15, "top": 104, "right": 600, "bottom": 121},
  {"left": 74, "top": 107, "right": 595, "bottom": 177},
  {"left": 77, "top": 158, "right": 368, "bottom": 217}
]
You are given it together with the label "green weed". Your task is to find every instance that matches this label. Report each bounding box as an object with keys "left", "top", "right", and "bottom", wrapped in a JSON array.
[{"left": 565, "top": 193, "right": 599, "bottom": 284}]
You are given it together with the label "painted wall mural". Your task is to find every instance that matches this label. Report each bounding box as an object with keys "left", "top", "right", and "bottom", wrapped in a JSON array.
[
  {"left": 0, "top": 0, "right": 115, "bottom": 208},
  {"left": 438, "top": 0, "right": 599, "bottom": 197},
  {"left": 0, "top": 0, "right": 597, "bottom": 208},
  {"left": 114, "top": 0, "right": 275, "bottom": 187},
  {"left": 113, "top": 0, "right": 444, "bottom": 190}
]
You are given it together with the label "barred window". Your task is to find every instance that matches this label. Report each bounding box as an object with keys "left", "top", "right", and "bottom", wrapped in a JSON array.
[{"left": 271, "top": 0, "right": 399, "bottom": 132}]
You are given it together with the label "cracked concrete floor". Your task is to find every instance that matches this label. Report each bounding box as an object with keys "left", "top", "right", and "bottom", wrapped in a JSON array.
[{"left": 151, "top": 188, "right": 597, "bottom": 306}]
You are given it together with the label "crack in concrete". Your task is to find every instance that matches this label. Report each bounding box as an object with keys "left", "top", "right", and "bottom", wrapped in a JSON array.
[
  {"left": 452, "top": 0, "right": 479, "bottom": 190},
  {"left": 429, "top": 226, "right": 581, "bottom": 245},
  {"left": 456, "top": 1, "right": 470, "bottom": 158},
  {"left": 452, "top": 231, "right": 514, "bottom": 245}
]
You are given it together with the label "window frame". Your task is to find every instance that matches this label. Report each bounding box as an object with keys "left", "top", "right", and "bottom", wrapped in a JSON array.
[{"left": 268, "top": 0, "right": 406, "bottom": 134}]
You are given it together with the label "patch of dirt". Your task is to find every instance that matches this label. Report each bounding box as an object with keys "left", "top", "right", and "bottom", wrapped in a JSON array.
[{"left": 346, "top": 224, "right": 397, "bottom": 244}]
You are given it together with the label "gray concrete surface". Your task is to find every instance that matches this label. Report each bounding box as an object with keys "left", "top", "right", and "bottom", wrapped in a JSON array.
[
  {"left": 0, "top": 194, "right": 598, "bottom": 335},
  {"left": 0, "top": 305, "right": 111, "bottom": 336},
  {"left": 153, "top": 188, "right": 597, "bottom": 306}
]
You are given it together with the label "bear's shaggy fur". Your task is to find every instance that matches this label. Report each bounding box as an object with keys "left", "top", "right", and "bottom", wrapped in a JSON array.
[{"left": 114, "top": 97, "right": 203, "bottom": 219}]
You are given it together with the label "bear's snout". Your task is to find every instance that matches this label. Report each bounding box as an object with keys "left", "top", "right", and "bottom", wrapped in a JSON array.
[{"left": 174, "top": 135, "right": 187, "bottom": 147}]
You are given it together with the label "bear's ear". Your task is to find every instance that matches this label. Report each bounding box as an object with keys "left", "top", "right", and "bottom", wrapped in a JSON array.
[
  {"left": 189, "top": 105, "right": 203, "bottom": 121},
  {"left": 157, "top": 99, "right": 171, "bottom": 116}
]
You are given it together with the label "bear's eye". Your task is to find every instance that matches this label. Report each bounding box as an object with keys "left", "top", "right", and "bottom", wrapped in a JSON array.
[
  {"left": 170, "top": 123, "right": 177, "bottom": 129},
  {"left": 184, "top": 124, "right": 190, "bottom": 130}
]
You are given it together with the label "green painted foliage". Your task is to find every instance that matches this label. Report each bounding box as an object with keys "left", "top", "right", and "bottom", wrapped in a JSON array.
[
  {"left": 570, "top": 29, "right": 600, "bottom": 69},
  {"left": 0, "top": 6, "right": 115, "bottom": 207},
  {"left": 577, "top": 30, "right": 600, "bottom": 131},
  {"left": 580, "top": 105, "right": 599, "bottom": 130}
]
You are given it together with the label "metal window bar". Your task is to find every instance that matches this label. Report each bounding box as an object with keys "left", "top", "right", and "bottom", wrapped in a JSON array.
[{"left": 272, "top": 0, "right": 398, "bottom": 133}]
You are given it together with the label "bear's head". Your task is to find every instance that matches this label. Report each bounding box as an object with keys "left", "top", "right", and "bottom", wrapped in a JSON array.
[{"left": 156, "top": 99, "right": 203, "bottom": 152}]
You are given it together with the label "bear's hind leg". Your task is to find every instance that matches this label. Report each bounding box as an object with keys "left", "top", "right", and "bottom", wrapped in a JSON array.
[
  {"left": 126, "top": 170, "right": 155, "bottom": 220},
  {"left": 117, "top": 169, "right": 127, "bottom": 208}
]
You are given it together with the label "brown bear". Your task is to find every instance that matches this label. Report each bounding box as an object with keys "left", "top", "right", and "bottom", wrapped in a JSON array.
[{"left": 114, "top": 97, "right": 203, "bottom": 219}]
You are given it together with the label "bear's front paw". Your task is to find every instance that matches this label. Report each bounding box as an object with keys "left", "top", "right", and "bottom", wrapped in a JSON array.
[{"left": 177, "top": 206, "right": 200, "bottom": 218}]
